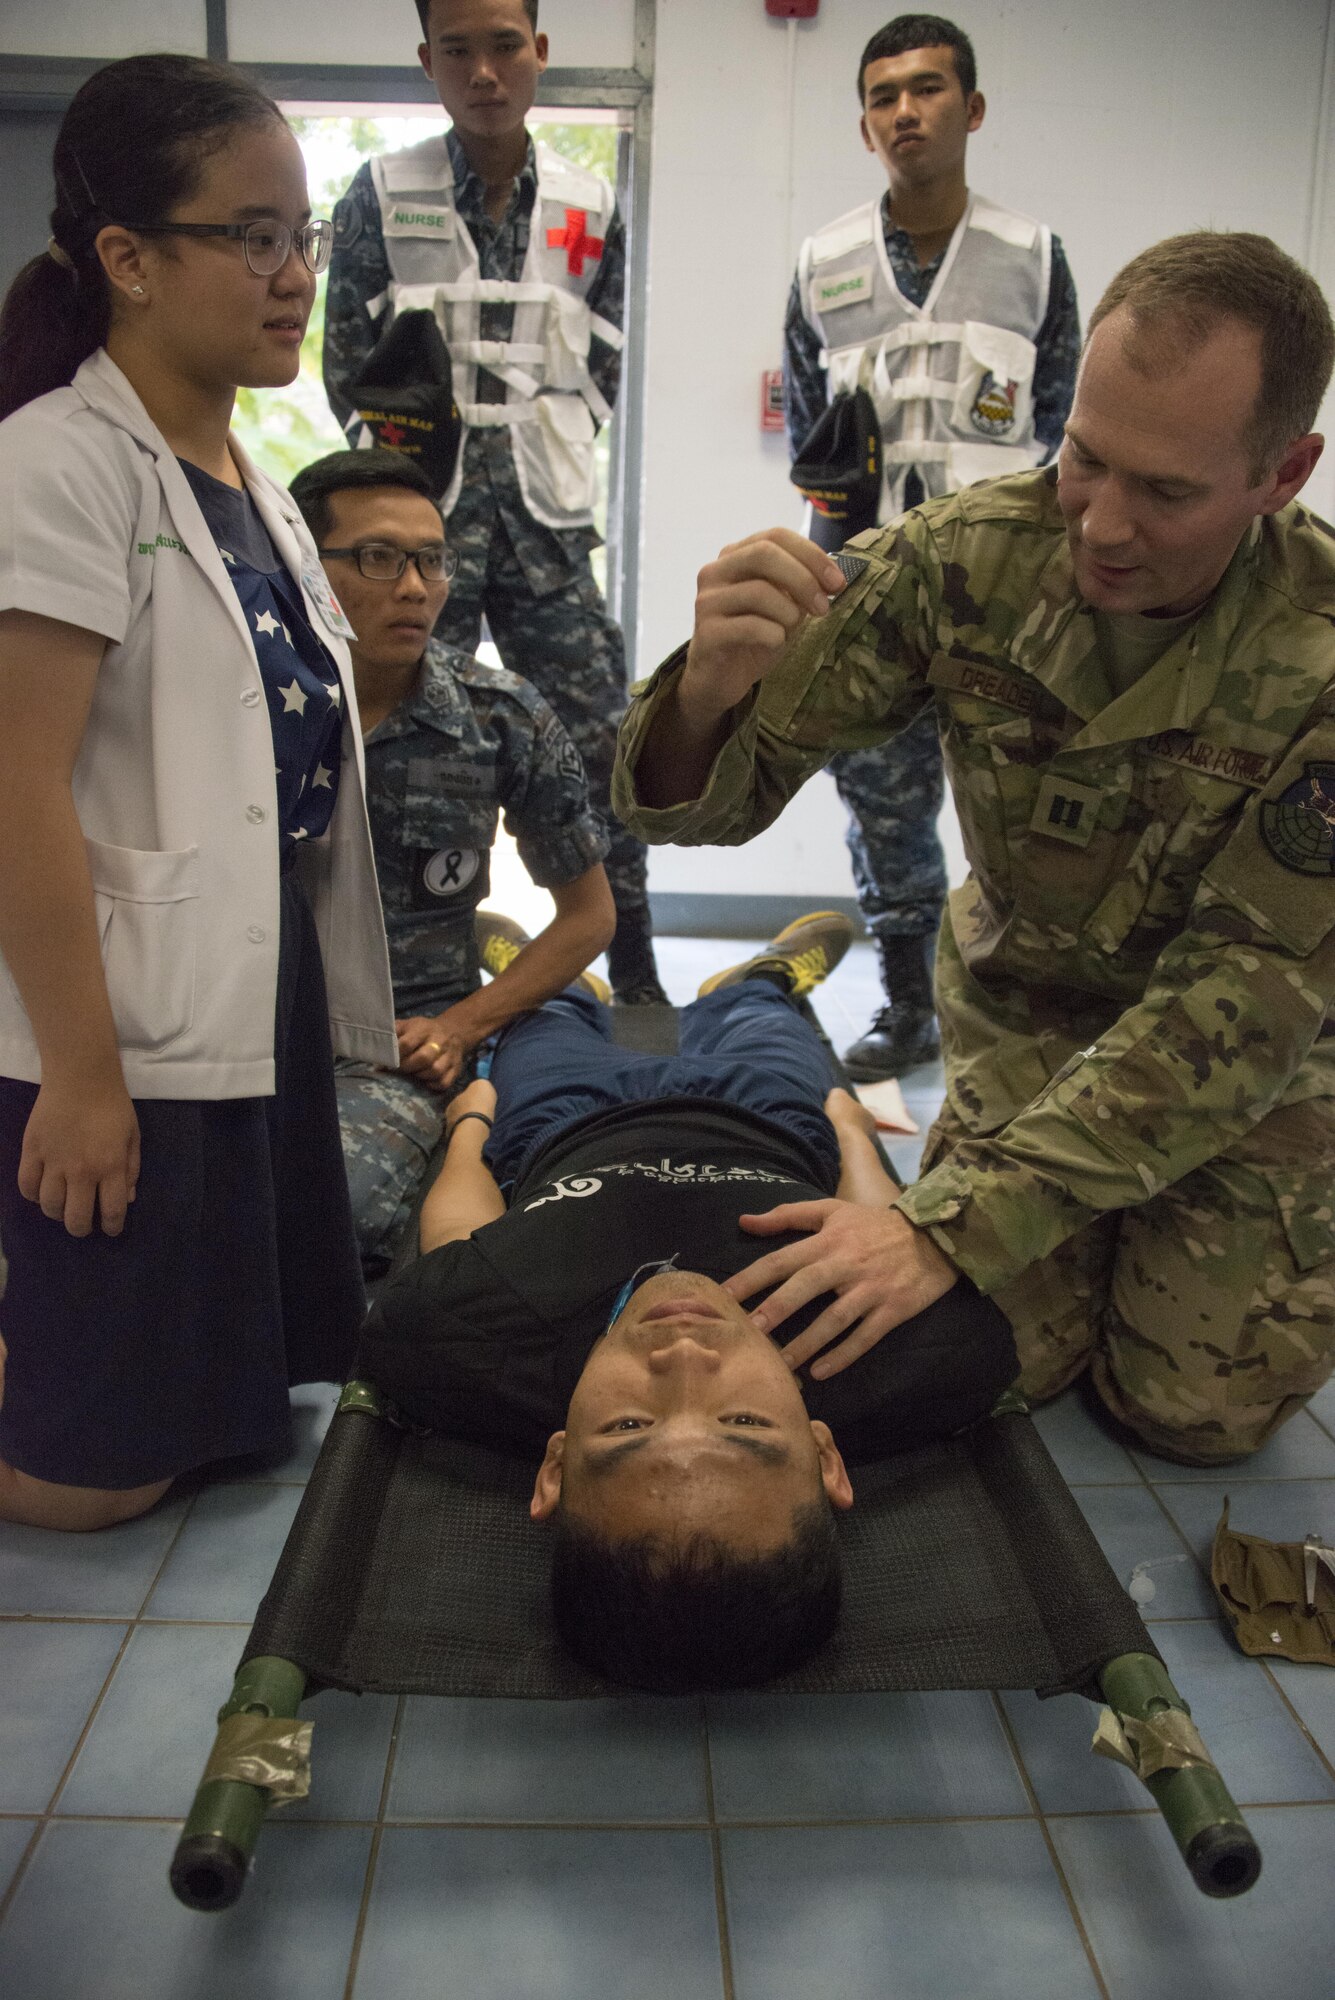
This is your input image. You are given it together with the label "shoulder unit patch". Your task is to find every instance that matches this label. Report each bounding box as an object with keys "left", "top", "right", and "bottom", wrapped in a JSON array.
[{"left": 1261, "top": 761, "right": 1335, "bottom": 875}]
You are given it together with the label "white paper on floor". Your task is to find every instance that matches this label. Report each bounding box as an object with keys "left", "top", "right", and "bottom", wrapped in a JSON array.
[{"left": 854, "top": 1079, "right": 920, "bottom": 1135}]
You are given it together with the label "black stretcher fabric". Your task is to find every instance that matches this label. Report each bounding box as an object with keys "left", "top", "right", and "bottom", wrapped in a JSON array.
[
  {"left": 243, "top": 1000, "right": 1155, "bottom": 1702},
  {"left": 243, "top": 1405, "right": 1155, "bottom": 1700}
]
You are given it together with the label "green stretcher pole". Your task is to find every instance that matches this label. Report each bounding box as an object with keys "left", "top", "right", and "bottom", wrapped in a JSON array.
[
  {"left": 169, "top": 1654, "right": 307, "bottom": 1912},
  {"left": 1099, "top": 1651, "right": 1261, "bottom": 1897}
]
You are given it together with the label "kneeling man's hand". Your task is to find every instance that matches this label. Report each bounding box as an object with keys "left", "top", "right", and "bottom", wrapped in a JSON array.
[
  {"left": 396, "top": 1012, "right": 470, "bottom": 1091},
  {"left": 724, "top": 1201, "right": 958, "bottom": 1379}
]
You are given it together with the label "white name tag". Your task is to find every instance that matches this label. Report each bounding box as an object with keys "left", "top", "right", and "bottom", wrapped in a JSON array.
[
  {"left": 813, "top": 265, "right": 873, "bottom": 314},
  {"left": 384, "top": 203, "right": 456, "bottom": 240}
]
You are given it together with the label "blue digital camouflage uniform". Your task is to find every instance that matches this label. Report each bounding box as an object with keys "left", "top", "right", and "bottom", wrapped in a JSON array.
[
  {"left": 337, "top": 638, "right": 609, "bottom": 1269},
  {"left": 615, "top": 470, "right": 1335, "bottom": 1463},
  {"left": 783, "top": 200, "right": 1081, "bottom": 951},
  {"left": 324, "top": 131, "right": 658, "bottom": 994}
]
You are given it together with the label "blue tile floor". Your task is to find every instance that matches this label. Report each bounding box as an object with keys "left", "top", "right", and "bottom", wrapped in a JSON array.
[{"left": 2, "top": 939, "right": 1334, "bottom": 1998}]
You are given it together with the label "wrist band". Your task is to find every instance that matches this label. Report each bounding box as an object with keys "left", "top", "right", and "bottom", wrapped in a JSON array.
[{"left": 450, "top": 1111, "right": 493, "bottom": 1134}]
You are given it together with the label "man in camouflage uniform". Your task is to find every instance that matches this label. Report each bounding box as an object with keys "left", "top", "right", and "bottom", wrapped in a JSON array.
[
  {"left": 291, "top": 449, "right": 614, "bottom": 1273},
  {"left": 323, "top": 0, "right": 665, "bottom": 1002},
  {"left": 785, "top": 14, "right": 1079, "bottom": 1078},
  {"left": 614, "top": 232, "right": 1335, "bottom": 1465}
]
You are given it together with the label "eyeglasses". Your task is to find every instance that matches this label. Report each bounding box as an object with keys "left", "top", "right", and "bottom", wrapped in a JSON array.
[
  {"left": 121, "top": 218, "right": 333, "bottom": 277},
  {"left": 319, "top": 542, "right": 458, "bottom": 582}
]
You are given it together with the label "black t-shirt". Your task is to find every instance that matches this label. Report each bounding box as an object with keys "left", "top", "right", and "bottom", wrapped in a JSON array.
[{"left": 358, "top": 1101, "right": 1018, "bottom": 1465}]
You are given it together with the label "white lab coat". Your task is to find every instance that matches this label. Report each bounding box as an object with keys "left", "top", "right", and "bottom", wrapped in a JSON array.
[{"left": 0, "top": 349, "right": 396, "bottom": 1098}]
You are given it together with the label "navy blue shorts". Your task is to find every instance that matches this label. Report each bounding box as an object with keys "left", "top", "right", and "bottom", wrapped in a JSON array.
[
  {"left": 0, "top": 873, "right": 364, "bottom": 1490},
  {"left": 485, "top": 981, "right": 841, "bottom": 1190}
]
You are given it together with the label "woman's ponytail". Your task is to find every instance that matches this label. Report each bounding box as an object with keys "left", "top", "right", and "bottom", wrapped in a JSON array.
[
  {"left": 0, "top": 54, "right": 280, "bottom": 422},
  {"left": 0, "top": 233, "right": 110, "bottom": 422}
]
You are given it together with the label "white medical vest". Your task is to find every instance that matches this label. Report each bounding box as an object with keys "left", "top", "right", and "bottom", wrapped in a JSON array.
[
  {"left": 798, "top": 194, "right": 1052, "bottom": 515},
  {"left": 369, "top": 135, "right": 622, "bottom": 531}
]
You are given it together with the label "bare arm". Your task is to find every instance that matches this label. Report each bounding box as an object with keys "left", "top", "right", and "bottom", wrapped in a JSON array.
[
  {"left": 418, "top": 1079, "right": 505, "bottom": 1251},
  {"left": 0, "top": 610, "right": 139, "bottom": 1236},
  {"left": 398, "top": 864, "right": 617, "bottom": 1090},
  {"left": 826, "top": 1086, "right": 901, "bottom": 1207},
  {"left": 635, "top": 531, "right": 849, "bottom": 809}
]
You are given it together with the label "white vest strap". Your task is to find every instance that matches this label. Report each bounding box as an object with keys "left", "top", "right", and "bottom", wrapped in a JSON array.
[
  {"left": 437, "top": 277, "right": 556, "bottom": 308},
  {"left": 883, "top": 440, "right": 952, "bottom": 464},
  {"left": 883, "top": 378, "right": 958, "bottom": 405},
  {"left": 459, "top": 402, "right": 540, "bottom": 428},
  {"left": 881, "top": 321, "right": 966, "bottom": 352},
  {"left": 581, "top": 378, "right": 613, "bottom": 426},
  {"left": 588, "top": 311, "right": 625, "bottom": 351},
  {"left": 452, "top": 338, "right": 547, "bottom": 368}
]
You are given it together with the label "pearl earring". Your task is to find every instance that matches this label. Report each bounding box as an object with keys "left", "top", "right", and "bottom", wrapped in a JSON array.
[{"left": 131, "top": 284, "right": 146, "bottom": 297}]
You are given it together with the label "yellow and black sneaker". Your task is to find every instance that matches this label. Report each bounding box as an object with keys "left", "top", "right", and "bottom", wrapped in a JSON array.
[
  {"left": 474, "top": 908, "right": 612, "bottom": 1004},
  {"left": 697, "top": 911, "right": 855, "bottom": 999}
]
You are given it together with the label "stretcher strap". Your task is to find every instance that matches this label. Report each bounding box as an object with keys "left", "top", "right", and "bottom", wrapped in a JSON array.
[
  {"left": 201, "top": 1714, "right": 313, "bottom": 1806},
  {"left": 1091, "top": 1705, "right": 1216, "bottom": 1782}
]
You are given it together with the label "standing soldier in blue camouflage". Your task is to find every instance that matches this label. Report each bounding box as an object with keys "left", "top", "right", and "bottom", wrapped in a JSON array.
[
  {"left": 618, "top": 233, "right": 1335, "bottom": 1468},
  {"left": 290, "top": 449, "right": 614, "bottom": 1273},
  {"left": 785, "top": 14, "right": 1080, "bottom": 1080},
  {"left": 323, "top": 0, "right": 666, "bottom": 1003}
]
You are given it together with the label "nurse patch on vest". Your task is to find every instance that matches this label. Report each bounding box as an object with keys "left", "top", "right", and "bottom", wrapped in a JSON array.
[
  {"left": 1261, "top": 763, "right": 1335, "bottom": 876},
  {"left": 812, "top": 266, "right": 873, "bottom": 315},
  {"left": 383, "top": 203, "right": 455, "bottom": 240},
  {"left": 410, "top": 845, "right": 491, "bottom": 909}
]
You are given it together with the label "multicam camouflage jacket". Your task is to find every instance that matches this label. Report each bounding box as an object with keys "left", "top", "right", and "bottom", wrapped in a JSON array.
[{"left": 614, "top": 469, "right": 1335, "bottom": 1291}]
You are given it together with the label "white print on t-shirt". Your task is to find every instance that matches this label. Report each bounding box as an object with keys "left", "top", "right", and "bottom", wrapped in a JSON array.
[{"left": 523, "top": 1159, "right": 801, "bottom": 1212}]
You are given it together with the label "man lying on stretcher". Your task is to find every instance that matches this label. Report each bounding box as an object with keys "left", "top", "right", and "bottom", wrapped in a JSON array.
[{"left": 358, "top": 912, "right": 1017, "bottom": 1691}]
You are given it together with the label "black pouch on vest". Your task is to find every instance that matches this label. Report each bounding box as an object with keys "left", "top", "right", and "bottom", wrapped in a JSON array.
[
  {"left": 790, "top": 387, "right": 881, "bottom": 552},
  {"left": 351, "top": 310, "right": 462, "bottom": 498}
]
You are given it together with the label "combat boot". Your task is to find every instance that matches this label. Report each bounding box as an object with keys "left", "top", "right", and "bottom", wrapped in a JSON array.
[
  {"left": 607, "top": 910, "right": 669, "bottom": 1006},
  {"left": 842, "top": 935, "right": 940, "bottom": 1080}
]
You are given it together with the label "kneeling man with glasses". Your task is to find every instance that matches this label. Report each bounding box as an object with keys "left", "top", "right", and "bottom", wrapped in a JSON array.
[{"left": 291, "top": 449, "right": 616, "bottom": 1273}]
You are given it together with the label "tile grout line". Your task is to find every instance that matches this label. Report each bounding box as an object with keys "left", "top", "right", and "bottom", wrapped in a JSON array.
[
  {"left": 46, "top": 1485, "right": 208, "bottom": 1832},
  {"left": 1257, "top": 1664, "right": 1335, "bottom": 1791},
  {"left": 0, "top": 1614, "right": 253, "bottom": 1627},
  {"left": 0, "top": 1601, "right": 142, "bottom": 1929},
  {"left": 700, "top": 1702, "right": 737, "bottom": 2000},
  {"left": 989, "top": 1692, "right": 1112, "bottom": 2000},
  {"left": 1306, "top": 1401, "right": 1335, "bottom": 1446},
  {"left": 340, "top": 1691, "right": 407, "bottom": 2000},
  {"left": 0, "top": 1817, "right": 43, "bottom": 1933},
  {"left": 7, "top": 1798, "right": 1335, "bottom": 1834},
  {"left": 1078, "top": 1412, "right": 1335, "bottom": 1797},
  {"left": 0, "top": 1482, "right": 207, "bottom": 1930}
]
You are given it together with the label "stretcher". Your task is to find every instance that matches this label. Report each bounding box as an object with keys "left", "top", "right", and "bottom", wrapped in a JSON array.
[{"left": 169, "top": 1003, "right": 1262, "bottom": 1910}]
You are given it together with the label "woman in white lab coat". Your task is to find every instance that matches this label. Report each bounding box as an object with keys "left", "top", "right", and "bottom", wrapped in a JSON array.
[{"left": 0, "top": 54, "right": 395, "bottom": 1529}]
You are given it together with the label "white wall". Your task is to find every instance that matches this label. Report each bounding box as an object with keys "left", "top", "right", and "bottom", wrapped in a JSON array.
[
  {"left": 2, "top": 1, "right": 205, "bottom": 57},
  {"left": 639, "top": 0, "right": 1335, "bottom": 902},
  {"left": 227, "top": 0, "right": 636, "bottom": 71}
]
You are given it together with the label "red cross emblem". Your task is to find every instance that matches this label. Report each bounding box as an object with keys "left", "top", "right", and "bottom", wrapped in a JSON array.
[
  {"left": 546, "top": 206, "right": 604, "bottom": 277},
  {"left": 378, "top": 419, "right": 407, "bottom": 447}
]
